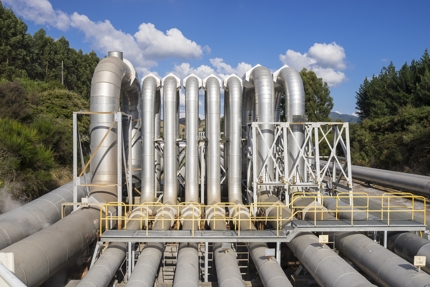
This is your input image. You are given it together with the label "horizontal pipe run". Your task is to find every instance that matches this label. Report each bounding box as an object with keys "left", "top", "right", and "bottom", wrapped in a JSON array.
[
  {"left": 76, "top": 243, "right": 127, "bottom": 287},
  {"left": 173, "top": 243, "right": 199, "bottom": 287},
  {"left": 126, "top": 242, "right": 164, "bottom": 287},
  {"left": 336, "top": 232, "right": 430, "bottom": 286},
  {"left": 351, "top": 165, "right": 430, "bottom": 196},
  {"left": 287, "top": 233, "right": 375, "bottom": 287},
  {"left": 0, "top": 180, "right": 86, "bottom": 250},
  {"left": 388, "top": 232, "right": 430, "bottom": 273}
]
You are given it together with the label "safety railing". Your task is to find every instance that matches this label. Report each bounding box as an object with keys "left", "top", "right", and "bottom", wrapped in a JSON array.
[
  {"left": 290, "top": 192, "right": 426, "bottom": 226},
  {"left": 99, "top": 193, "right": 426, "bottom": 237}
]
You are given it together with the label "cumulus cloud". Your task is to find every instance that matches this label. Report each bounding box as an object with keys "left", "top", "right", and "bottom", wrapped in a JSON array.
[
  {"left": 210, "top": 58, "right": 252, "bottom": 78},
  {"left": 173, "top": 63, "right": 216, "bottom": 80},
  {"left": 4, "top": 0, "right": 206, "bottom": 74},
  {"left": 3, "top": 0, "right": 70, "bottom": 30},
  {"left": 279, "top": 42, "right": 347, "bottom": 87}
]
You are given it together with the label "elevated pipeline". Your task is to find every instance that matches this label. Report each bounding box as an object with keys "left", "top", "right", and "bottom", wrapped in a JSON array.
[
  {"left": 0, "top": 179, "right": 86, "bottom": 250},
  {"left": 1, "top": 51, "right": 140, "bottom": 287}
]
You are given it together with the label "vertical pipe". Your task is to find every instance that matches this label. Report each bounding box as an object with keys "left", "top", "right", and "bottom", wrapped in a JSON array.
[
  {"left": 154, "top": 89, "right": 162, "bottom": 192},
  {"left": 162, "top": 74, "right": 180, "bottom": 205},
  {"left": 141, "top": 74, "right": 160, "bottom": 203},
  {"left": 204, "top": 75, "right": 222, "bottom": 205},
  {"left": 224, "top": 75, "right": 243, "bottom": 204},
  {"left": 274, "top": 65, "right": 305, "bottom": 179},
  {"left": 184, "top": 75, "right": 201, "bottom": 203}
]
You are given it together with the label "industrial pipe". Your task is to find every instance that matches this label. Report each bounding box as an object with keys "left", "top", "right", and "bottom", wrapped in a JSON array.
[
  {"left": 141, "top": 74, "right": 161, "bottom": 203},
  {"left": 388, "top": 232, "right": 430, "bottom": 273},
  {"left": 204, "top": 75, "right": 222, "bottom": 205},
  {"left": 224, "top": 75, "right": 243, "bottom": 204},
  {"left": 0, "top": 180, "right": 86, "bottom": 250},
  {"left": 351, "top": 165, "right": 430, "bottom": 196},
  {"left": 0, "top": 52, "right": 139, "bottom": 286},
  {"left": 336, "top": 232, "right": 430, "bottom": 286},
  {"left": 274, "top": 66, "right": 305, "bottom": 177},
  {"left": 184, "top": 74, "right": 201, "bottom": 203}
]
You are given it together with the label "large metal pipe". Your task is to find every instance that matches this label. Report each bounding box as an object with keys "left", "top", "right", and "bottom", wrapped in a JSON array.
[
  {"left": 204, "top": 75, "right": 222, "bottom": 205},
  {"left": 126, "top": 242, "right": 164, "bottom": 287},
  {"left": 0, "top": 263, "right": 26, "bottom": 287},
  {"left": 244, "top": 66, "right": 275, "bottom": 185},
  {"left": 0, "top": 52, "right": 138, "bottom": 286},
  {"left": 0, "top": 180, "right": 86, "bottom": 250},
  {"left": 224, "top": 75, "right": 243, "bottom": 204},
  {"left": 89, "top": 51, "right": 138, "bottom": 196},
  {"left": 173, "top": 243, "right": 199, "bottom": 287},
  {"left": 248, "top": 243, "right": 292, "bottom": 287},
  {"left": 76, "top": 243, "right": 127, "bottom": 287},
  {"left": 184, "top": 74, "right": 201, "bottom": 203},
  {"left": 351, "top": 165, "right": 430, "bottom": 196},
  {"left": 274, "top": 66, "right": 305, "bottom": 177},
  {"left": 336, "top": 232, "right": 430, "bottom": 286},
  {"left": 141, "top": 74, "right": 161, "bottom": 203},
  {"left": 162, "top": 74, "right": 180, "bottom": 206},
  {"left": 121, "top": 58, "right": 142, "bottom": 188},
  {"left": 388, "top": 232, "right": 430, "bottom": 273},
  {"left": 287, "top": 233, "right": 375, "bottom": 287}
]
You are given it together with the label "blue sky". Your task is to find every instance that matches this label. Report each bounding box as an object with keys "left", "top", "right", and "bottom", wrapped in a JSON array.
[{"left": 3, "top": 0, "right": 430, "bottom": 115}]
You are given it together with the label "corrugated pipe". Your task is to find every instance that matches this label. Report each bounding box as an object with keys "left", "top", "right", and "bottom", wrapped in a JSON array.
[
  {"left": 141, "top": 74, "right": 161, "bottom": 204},
  {"left": 336, "top": 232, "right": 430, "bottom": 286},
  {"left": 0, "top": 179, "right": 86, "bottom": 250},
  {"left": 274, "top": 65, "right": 305, "bottom": 178},
  {"left": 388, "top": 232, "right": 430, "bottom": 274},
  {"left": 1, "top": 51, "right": 138, "bottom": 286}
]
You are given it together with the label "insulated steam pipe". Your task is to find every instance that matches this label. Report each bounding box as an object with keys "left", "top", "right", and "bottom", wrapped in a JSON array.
[
  {"left": 224, "top": 75, "right": 243, "bottom": 204},
  {"left": 1, "top": 51, "right": 139, "bottom": 286},
  {"left": 0, "top": 180, "right": 86, "bottom": 250},
  {"left": 184, "top": 74, "right": 201, "bottom": 203},
  {"left": 388, "top": 232, "right": 430, "bottom": 273},
  {"left": 274, "top": 66, "right": 305, "bottom": 177},
  {"left": 336, "top": 232, "right": 430, "bottom": 286},
  {"left": 287, "top": 233, "right": 375, "bottom": 287},
  {"left": 162, "top": 74, "right": 180, "bottom": 206},
  {"left": 121, "top": 58, "right": 142, "bottom": 188},
  {"left": 204, "top": 75, "right": 222, "bottom": 205},
  {"left": 351, "top": 165, "right": 430, "bottom": 196},
  {"left": 141, "top": 74, "right": 161, "bottom": 203}
]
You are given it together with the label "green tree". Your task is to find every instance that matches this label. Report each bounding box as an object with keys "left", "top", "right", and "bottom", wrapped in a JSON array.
[{"left": 0, "top": 3, "right": 31, "bottom": 79}]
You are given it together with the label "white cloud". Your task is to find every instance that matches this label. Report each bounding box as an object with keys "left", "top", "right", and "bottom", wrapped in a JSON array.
[
  {"left": 3, "top": 0, "right": 70, "bottom": 30},
  {"left": 308, "top": 43, "right": 346, "bottom": 70},
  {"left": 172, "top": 63, "right": 216, "bottom": 80},
  {"left": 134, "top": 23, "right": 203, "bottom": 59},
  {"left": 210, "top": 58, "right": 252, "bottom": 78},
  {"left": 4, "top": 0, "right": 207, "bottom": 73},
  {"left": 279, "top": 42, "right": 347, "bottom": 87}
]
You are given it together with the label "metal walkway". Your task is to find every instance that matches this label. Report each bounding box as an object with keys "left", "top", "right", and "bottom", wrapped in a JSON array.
[{"left": 101, "top": 219, "right": 426, "bottom": 243}]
